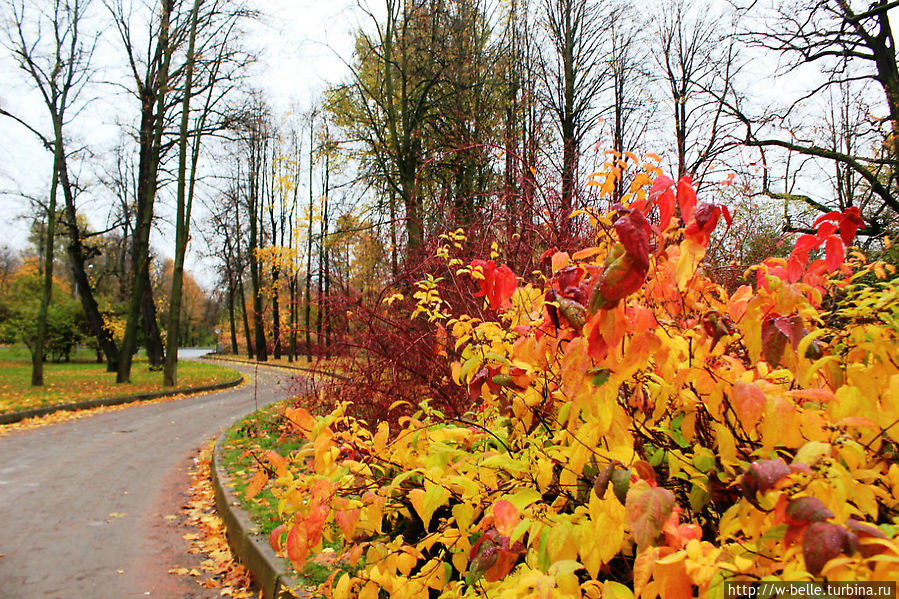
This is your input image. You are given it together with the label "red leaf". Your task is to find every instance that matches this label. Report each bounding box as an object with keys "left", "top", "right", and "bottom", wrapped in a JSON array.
[
  {"left": 741, "top": 459, "right": 791, "bottom": 505},
  {"left": 785, "top": 254, "right": 805, "bottom": 283},
  {"left": 485, "top": 549, "right": 518, "bottom": 582},
  {"left": 785, "top": 497, "right": 834, "bottom": 526},
  {"left": 589, "top": 243, "right": 648, "bottom": 312},
  {"left": 471, "top": 259, "right": 493, "bottom": 299},
  {"left": 813, "top": 210, "right": 843, "bottom": 228},
  {"left": 470, "top": 260, "right": 517, "bottom": 310},
  {"left": 684, "top": 203, "right": 722, "bottom": 246},
  {"left": 839, "top": 206, "right": 865, "bottom": 245},
  {"left": 803, "top": 522, "right": 848, "bottom": 576},
  {"left": 721, "top": 205, "right": 733, "bottom": 227},
  {"left": 492, "top": 264, "right": 517, "bottom": 310},
  {"left": 649, "top": 175, "right": 675, "bottom": 199},
  {"left": 626, "top": 480, "right": 676, "bottom": 548},
  {"left": 677, "top": 176, "right": 697, "bottom": 223},
  {"left": 614, "top": 210, "right": 652, "bottom": 270},
  {"left": 596, "top": 251, "right": 648, "bottom": 309},
  {"left": 555, "top": 265, "right": 585, "bottom": 292},
  {"left": 815, "top": 223, "right": 838, "bottom": 243},
  {"left": 825, "top": 236, "right": 844, "bottom": 272},
  {"left": 794, "top": 234, "right": 821, "bottom": 254},
  {"left": 761, "top": 317, "right": 788, "bottom": 366},
  {"left": 658, "top": 188, "right": 676, "bottom": 231}
]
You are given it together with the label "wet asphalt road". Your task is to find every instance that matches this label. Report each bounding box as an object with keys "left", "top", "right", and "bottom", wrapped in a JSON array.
[{"left": 0, "top": 360, "right": 299, "bottom": 599}]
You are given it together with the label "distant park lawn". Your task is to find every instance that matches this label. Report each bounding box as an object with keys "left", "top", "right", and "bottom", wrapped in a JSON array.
[{"left": 0, "top": 347, "right": 240, "bottom": 414}]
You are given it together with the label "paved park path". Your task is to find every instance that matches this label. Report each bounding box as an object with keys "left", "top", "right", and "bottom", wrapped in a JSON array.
[{"left": 0, "top": 359, "right": 298, "bottom": 599}]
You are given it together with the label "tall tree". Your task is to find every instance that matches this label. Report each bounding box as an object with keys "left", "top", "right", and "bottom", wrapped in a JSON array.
[
  {"left": 233, "top": 96, "right": 271, "bottom": 362},
  {"left": 653, "top": 0, "right": 741, "bottom": 189},
  {"left": 328, "top": 0, "right": 448, "bottom": 262},
  {"left": 110, "top": 0, "right": 174, "bottom": 381},
  {"left": 162, "top": 0, "right": 201, "bottom": 386},
  {"left": 2, "top": 0, "right": 111, "bottom": 381},
  {"left": 738, "top": 0, "right": 899, "bottom": 229},
  {"left": 604, "top": 2, "right": 653, "bottom": 201},
  {"left": 540, "top": 0, "right": 605, "bottom": 242},
  {"left": 162, "top": 0, "right": 250, "bottom": 383}
]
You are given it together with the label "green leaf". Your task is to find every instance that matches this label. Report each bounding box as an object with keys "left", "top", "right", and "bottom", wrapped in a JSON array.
[
  {"left": 510, "top": 518, "right": 531, "bottom": 544},
  {"left": 689, "top": 480, "right": 710, "bottom": 512},
  {"left": 759, "top": 524, "right": 789, "bottom": 542},
  {"left": 590, "top": 368, "right": 611, "bottom": 386},
  {"left": 692, "top": 446, "right": 716, "bottom": 473}
]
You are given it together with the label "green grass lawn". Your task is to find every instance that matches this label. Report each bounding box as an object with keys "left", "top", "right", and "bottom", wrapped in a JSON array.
[
  {"left": 0, "top": 344, "right": 106, "bottom": 363},
  {"left": 220, "top": 401, "right": 355, "bottom": 588},
  {"left": 0, "top": 348, "right": 240, "bottom": 414}
]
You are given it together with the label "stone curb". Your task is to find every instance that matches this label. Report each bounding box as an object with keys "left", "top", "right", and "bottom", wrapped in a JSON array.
[
  {"left": 212, "top": 430, "right": 302, "bottom": 599},
  {"left": 0, "top": 374, "right": 245, "bottom": 426}
]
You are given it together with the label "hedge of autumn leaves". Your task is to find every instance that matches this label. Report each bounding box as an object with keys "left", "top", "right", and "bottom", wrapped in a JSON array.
[{"left": 262, "top": 173, "right": 899, "bottom": 598}]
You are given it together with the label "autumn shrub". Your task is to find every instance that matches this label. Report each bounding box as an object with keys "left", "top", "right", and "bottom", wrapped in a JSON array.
[
  {"left": 259, "top": 171, "right": 899, "bottom": 598},
  {"left": 307, "top": 214, "right": 556, "bottom": 424}
]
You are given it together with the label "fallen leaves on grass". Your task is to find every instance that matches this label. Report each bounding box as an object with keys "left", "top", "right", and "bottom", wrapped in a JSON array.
[
  {"left": 170, "top": 442, "right": 258, "bottom": 599},
  {"left": 0, "top": 380, "right": 245, "bottom": 437},
  {"left": 0, "top": 360, "right": 238, "bottom": 414}
]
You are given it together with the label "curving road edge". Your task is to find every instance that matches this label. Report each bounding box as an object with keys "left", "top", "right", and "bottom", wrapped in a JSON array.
[
  {"left": 0, "top": 375, "right": 245, "bottom": 425},
  {"left": 212, "top": 430, "right": 301, "bottom": 599}
]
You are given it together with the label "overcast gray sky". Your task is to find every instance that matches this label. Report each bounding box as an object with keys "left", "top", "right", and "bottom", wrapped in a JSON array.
[{"left": 0, "top": 0, "right": 358, "bottom": 281}]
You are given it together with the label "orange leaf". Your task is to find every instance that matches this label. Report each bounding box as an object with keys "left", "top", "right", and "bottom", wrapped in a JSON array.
[
  {"left": 245, "top": 468, "right": 269, "bottom": 501},
  {"left": 285, "top": 407, "right": 316, "bottom": 436},
  {"left": 732, "top": 382, "right": 766, "bottom": 431},
  {"left": 492, "top": 500, "right": 519, "bottom": 538},
  {"left": 286, "top": 522, "right": 309, "bottom": 569},
  {"left": 269, "top": 524, "right": 286, "bottom": 552},
  {"left": 265, "top": 450, "right": 288, "bottom": 477},
  {"left": 335, "top": 508, "right": 360, "bottom": 541}
]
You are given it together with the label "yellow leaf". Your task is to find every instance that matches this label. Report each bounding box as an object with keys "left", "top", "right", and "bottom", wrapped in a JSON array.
[
  {"left": 604, "top": 581, "right": 635, "bottom": 599},
  {"left": 409, "top": 482, "right": 450, "bottom": 530},
  {"left": 547, "top": 521, "right": 579, "bottom": 563}
]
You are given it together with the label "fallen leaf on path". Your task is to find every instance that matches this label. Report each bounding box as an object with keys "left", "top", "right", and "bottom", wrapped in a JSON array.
[{"left": 168, "top": 441, "right": 256, "bottom": 599}]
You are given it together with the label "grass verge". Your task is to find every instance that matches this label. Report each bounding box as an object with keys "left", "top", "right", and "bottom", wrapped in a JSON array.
[
  {"left": 219, "top": 399, "right": 355, "bottom": 591},
  {"left": 0, "top": 358, "right": 239, "bottom": 414}
]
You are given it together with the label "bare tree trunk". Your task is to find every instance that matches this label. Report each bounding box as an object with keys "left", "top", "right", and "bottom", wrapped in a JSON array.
[
  {"left": 32, "top": 139, "right": 61, "bottom": 386},
  {"left": 304, "top": 113, "right": 315, "bottom": 361},
  {"left": 163, "top": 0, "right": 202, "bottom": 387},
  {"left": 118, "top": 0, "right": 173, "bottom": 383}
]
